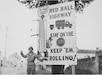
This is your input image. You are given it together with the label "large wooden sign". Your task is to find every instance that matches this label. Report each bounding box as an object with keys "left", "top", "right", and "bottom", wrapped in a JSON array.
[{"left": 39, "top": 2, "right": 77, "bottom": 65}]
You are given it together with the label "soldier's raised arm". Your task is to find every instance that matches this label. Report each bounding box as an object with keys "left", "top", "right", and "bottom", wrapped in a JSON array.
[{"left": 20, "top": 51, "right": 27, "bottom": 58}]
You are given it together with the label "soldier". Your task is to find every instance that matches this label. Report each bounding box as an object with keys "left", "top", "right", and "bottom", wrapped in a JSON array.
[{"left": 20, "top": 47, "right": 43, "bottom": 74}]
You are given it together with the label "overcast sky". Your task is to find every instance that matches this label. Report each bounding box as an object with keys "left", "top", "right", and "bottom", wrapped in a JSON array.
[{"left": 0, "top": 0, "right": 102, "bottom": 58}]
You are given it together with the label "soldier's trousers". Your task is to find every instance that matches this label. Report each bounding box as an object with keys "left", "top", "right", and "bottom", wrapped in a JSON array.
[{"left": 27, "top": 64, "right": 36, "bottom": 74}]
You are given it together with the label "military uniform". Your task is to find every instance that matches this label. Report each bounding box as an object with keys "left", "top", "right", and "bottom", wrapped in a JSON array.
[{"left": 21, "top": 47, "right": 41, "bottom": 74}]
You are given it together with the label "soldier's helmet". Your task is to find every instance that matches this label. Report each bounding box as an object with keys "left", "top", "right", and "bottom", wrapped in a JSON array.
[{"left": 28, "top": 47, "right": 33, "bottom": 50}]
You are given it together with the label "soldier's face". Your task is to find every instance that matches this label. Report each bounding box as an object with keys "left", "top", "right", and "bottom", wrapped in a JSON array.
[{"left": 29, "top": 49, "right": 33, "bottom": 52}]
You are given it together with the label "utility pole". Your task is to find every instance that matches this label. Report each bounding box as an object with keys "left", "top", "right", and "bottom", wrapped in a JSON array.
[
  {"left": 4, "top": 26, "right": 8, "bottom": 66},
  {"left": 39, "top": 15, "right": 46, "bottom": 52}
]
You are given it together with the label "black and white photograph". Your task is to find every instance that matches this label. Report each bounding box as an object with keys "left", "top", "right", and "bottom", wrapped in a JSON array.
[{"left": 0, "top": 0, "right": 102, "bottom": 74}]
